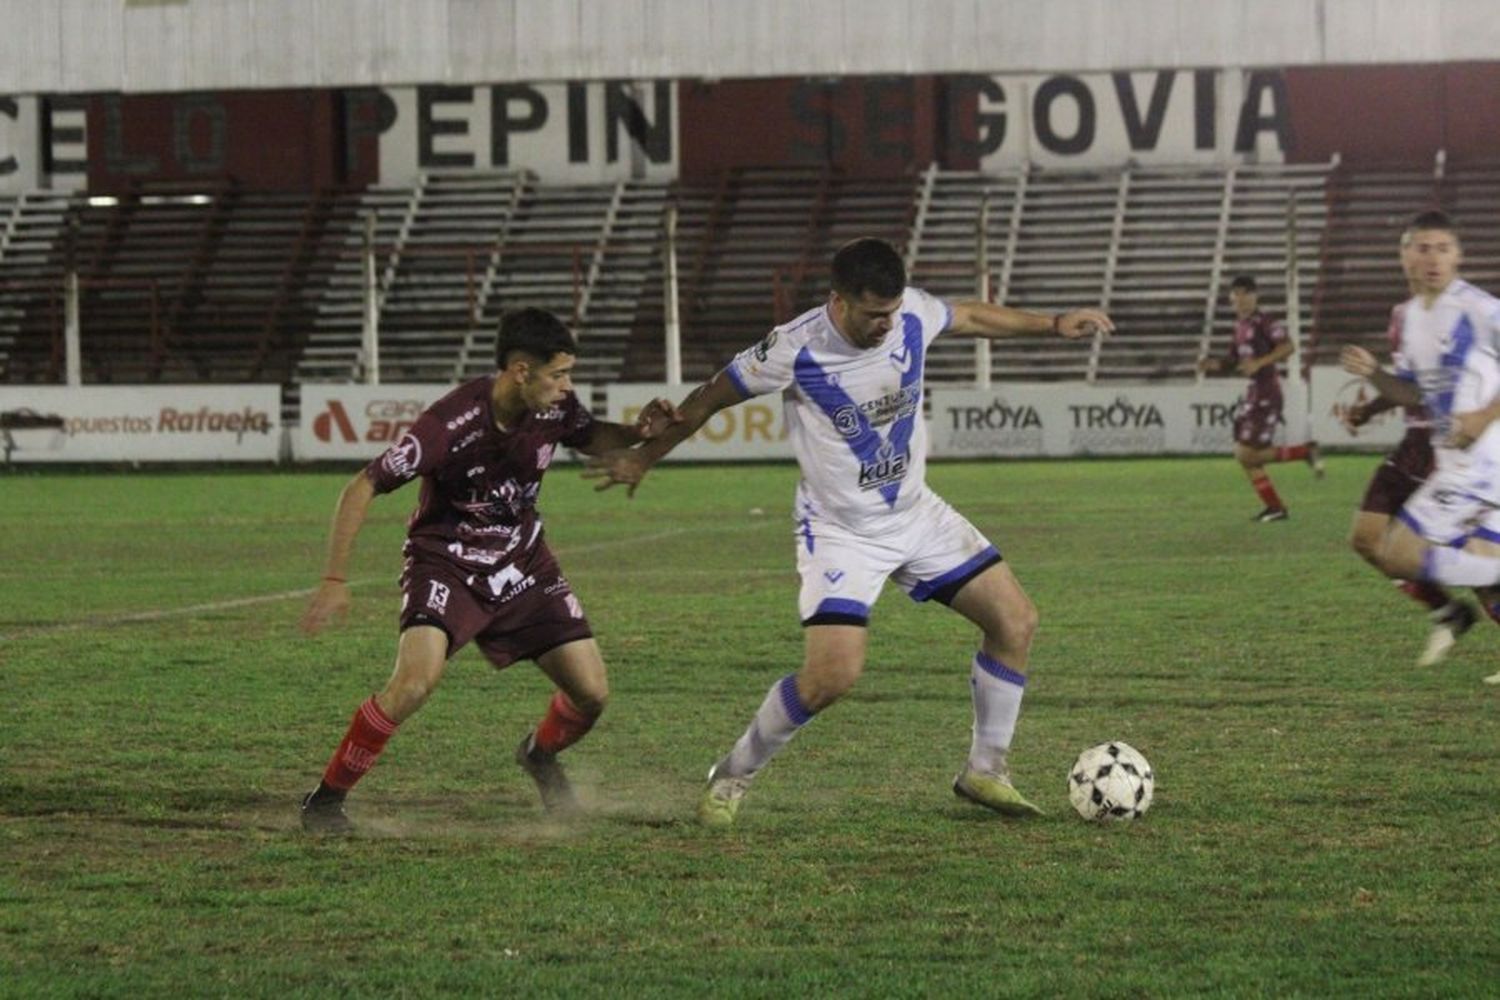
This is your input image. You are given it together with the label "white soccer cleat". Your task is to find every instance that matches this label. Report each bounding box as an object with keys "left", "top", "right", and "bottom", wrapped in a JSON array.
[
  {"left": 1417, "top": 603, "right": 1477, "bottom": 668},
  {"left": 1483, "top": 670, "right": 1500, "bottom": 686},
  {"left": 697, "top": 759, "right": 751, "bottom": 828}
]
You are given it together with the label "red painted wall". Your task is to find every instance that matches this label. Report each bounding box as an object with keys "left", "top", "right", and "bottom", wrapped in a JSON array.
[{"left": 1283, "top": 63, "right": 1500, "bottom": 164}]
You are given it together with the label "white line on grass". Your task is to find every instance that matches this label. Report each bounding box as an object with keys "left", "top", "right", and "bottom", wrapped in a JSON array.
[{"left": 0, "top": 522, "right": 778, "bottom": 642}]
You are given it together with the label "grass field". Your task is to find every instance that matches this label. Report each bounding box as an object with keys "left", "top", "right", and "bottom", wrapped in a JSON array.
[{"left": 3, "top": 456, "right": 1497, "bottom": 997}]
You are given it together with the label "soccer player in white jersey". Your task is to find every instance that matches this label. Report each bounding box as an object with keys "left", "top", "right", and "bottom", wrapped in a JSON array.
[
  {"left": 588, "top": 237, "right": 1114, "bottom": 824},
  {"left": 1341, "top": 212, "right": 1500, "bottom": 653}
]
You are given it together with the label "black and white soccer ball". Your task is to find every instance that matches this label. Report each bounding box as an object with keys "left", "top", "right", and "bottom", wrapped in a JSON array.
[{"left": 1068, "top": 741, "right": 1154, "bottom": 821}]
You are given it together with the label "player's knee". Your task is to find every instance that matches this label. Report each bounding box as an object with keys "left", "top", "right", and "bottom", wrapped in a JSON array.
[
  {"left": 987, "top": 598, "right": 1038, "bottom": 651},
  {"left": 798, "top": 660, "right": 860, "bottom": 710},
  {"left": 569, "top": 685, "right": 608, "bottom": 719},
  {"left": 378, "top": 676, "right": 437, "bottom": 721},
  {"left": 1348, "top": 527, "right": 1382, "bottom": 563}
]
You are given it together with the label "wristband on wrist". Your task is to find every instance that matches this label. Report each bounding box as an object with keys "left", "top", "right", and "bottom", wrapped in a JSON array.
[
  {"left": 322, "top": 575, "right": 346, "bottom": 584},
  {"left": 1051, "top": 313, "right": 1063, "bottom": 335}
]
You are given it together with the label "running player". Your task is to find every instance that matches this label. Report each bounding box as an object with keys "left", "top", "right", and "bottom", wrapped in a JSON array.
[
  {"left": 1339, "top": 212, "right": 1500, "bottom": 620},
  {"left": 1198, "top": 274, "right": 1324, "bottom": 521},
  {"left": 587, "top": 237, "right": 1113, "bottom": 825},
  {"left": 297, "top": 308, "right": 679, "bottom": 833},
  {"left": 1346, "top": 243, "right": 1480, "bottom": 666}
]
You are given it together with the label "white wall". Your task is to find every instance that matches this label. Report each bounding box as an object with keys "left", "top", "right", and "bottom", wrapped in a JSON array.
[{"left": 1, "top": 0, "right": 1496, "bottom": 95}]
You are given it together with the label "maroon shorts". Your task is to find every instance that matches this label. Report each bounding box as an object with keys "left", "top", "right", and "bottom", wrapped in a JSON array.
[
  {"left": 1233, "top": 395, "right": 1284, "bottom": 448},
  {"left": 398, "top": 541, "right": 593, "bottom": 669},
  {"left": 1359, "top": 428, "right": 1435, "bottom": 516}
]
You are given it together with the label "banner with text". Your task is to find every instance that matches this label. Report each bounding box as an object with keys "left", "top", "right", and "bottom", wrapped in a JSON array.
[
  {"left": 606, "top": 384, "right": 792, "bottom": 461},
  {"left": 294, "top": 383, "right": 591, "bottom": 461},
  {"left": 0, "top": 386, "right": 280, "bottom": 462}
]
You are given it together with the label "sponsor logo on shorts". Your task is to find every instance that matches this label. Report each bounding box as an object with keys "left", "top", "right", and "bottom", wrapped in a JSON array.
[
  {"left": 381, "top": 432, "right": 423, "bottom": 479},
  {"left": 426, "top": 580, "right": 451, "bottom": 614}
]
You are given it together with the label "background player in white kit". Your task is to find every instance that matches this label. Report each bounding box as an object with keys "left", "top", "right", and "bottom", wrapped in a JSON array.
[
  {"left": 1340, "top": 211, "right": 1500, "bottom": 688},
  {"left": 589, "top": 238, "right": 1114, "bottom": 824}
]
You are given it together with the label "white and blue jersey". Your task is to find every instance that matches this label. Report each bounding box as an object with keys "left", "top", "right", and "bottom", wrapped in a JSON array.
[
  {"left": 1393, "top": 279, "right": 1500, "bottom": 464},
  {"left": 1394, "top": 279, "right": 1500, "bottom": 545},
  {"left": 726, "top": 287, "right": 949, "bottom": 533},
  {"left": 725, "top": 287, "right": 1001, "bottom": 625}
]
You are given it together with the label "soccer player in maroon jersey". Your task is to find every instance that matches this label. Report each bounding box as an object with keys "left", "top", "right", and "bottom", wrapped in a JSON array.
[
  {"left": 1198, "top": 274, "right": 1324, "bottom": 521},
  {"left": 297, "top": 308, "right": 679, "bottom": 833}
]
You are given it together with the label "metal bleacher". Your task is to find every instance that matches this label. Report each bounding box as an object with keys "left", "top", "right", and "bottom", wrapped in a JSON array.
[{"left": 17, "top": 155, "right": 1500, "bottom": 396}]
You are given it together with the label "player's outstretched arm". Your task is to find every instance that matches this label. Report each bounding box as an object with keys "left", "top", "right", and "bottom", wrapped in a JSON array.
[
  {"left": 948, "top": 300, "right": 1114, "bottom": 340},
  {"left": 574, "top": 397, "right": 684, "bottom": 453},
  {"left": 1340, "top": 345, "right": 1422, "bottom": 408},
  {"left": 300, "top": 471, "right": 376, "bottom": 635},
  {"left": 582, "top": 371, "right": 745, "bottom": 497}
]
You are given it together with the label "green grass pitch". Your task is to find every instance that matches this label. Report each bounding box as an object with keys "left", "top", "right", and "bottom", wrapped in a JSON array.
[{"left": 2, "top": 456, "right": 1496, "bottom": 997}]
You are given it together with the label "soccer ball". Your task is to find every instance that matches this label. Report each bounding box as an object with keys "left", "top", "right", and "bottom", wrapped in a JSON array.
[{"left": 1068, "top": 741, "right": 1154, "bottom": 821}]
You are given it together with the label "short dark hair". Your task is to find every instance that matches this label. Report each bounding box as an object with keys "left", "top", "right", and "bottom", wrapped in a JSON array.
[
  {"left": 830, "top": 238, "right": 906, "bottom": 301},
  {"left": 1406, "top": 209, "right": 1459, "bottom": 239},
  {"left": 495, "top": 308, "right": 576, "bottom": 368},
  {"left": 1229, "top": 274, "right": 1258, "bottom": 292}
]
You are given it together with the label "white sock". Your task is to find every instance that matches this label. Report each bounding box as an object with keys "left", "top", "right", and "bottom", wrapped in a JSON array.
[
  {"left": 968, "top": 651, "right": 1026, "bottom": 774},
  {"left": 1421, "top": 547, "right": 1500, "bottom": 587},
  {"left": 722, "top": 674, "right": 815, "bottom": 778}
]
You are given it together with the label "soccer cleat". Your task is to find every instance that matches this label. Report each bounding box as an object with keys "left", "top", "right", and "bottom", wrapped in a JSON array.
[
  {"left": 300, "top": 789, "right": 353, "bottom": 835},
  {"left": 515, "top": 733, "right": 579, "bottom": 814},
  {"left": 1306, "top": 441, "right": 1326, "bottom": 479},
  {"left": 1253, "top": 507, "right": 1290, "bottom": 523},
  {"left": 1483, "top": 670, "right": 1500, "bottom": 686},
  {"left": 1417, "top": 602, "right": 1478, "bottom": 667},
  {"left": 697, "top": 759, "right": 751, "bottom": 829},
  {"left": 952, "top": 766, "right": 1045, "bottom": 818}
]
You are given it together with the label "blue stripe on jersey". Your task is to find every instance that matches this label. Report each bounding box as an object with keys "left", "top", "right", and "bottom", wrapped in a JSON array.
[
  {"left": 813, "top": 597, "right": 870, "bottom": 620},
  {"left": 791, "top": 313, "right": 927, "bottom": 507},
  {"left": 909, "top": 545, "right": 1001, "bottom": 601},
  {"left": 724, "top": 362, "right": 752, "bottom": 398},
  {"left": 1433, "top": 313, "right": 1476, "bottom": 422}
]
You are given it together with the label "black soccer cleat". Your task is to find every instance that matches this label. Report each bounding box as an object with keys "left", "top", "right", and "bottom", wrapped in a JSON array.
[
  {"left": 1253, "top": 507, "right": 1289, "bottom": 523},
  {"left": 300, "top": 789, "right": 353, "bottom": 835},
  {"left": 515, "top": 733, "right": 580, "bottom": 814}
]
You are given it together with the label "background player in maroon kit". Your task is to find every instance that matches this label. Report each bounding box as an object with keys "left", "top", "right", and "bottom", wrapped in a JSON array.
[
  {"left": 1198, "top": 274, "right": 1324, "bottom": 521},
  {"left": 297, "top": 308, "right": 678, "bottom": 833}
]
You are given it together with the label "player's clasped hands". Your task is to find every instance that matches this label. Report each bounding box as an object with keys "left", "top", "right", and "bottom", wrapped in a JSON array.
[{"left": 632, "top": 396, "right": 683, "bottom": 440}]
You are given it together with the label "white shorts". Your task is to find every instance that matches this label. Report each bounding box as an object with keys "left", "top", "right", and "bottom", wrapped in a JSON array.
[
  {"left": 794, "top": 489, "right": 1000, "bottom": 625},
  {"left": 1398, "top": 451, "right": 1500, "bottom": 546}
]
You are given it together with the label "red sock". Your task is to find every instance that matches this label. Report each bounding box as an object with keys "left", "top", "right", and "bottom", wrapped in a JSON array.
[
  {"left": 321, "top": 696, "right": 399, "bottom": 792},
  {"left": 533, "top": 691, "right": 597, "bottom": 754},
  {"left": 1249, "top": 470, "right": 1284, "bottom": 510},
  {"left": 1275, "top": 444, "right": 1310, "bottom": 462},
  {"left": 1396, "top": 579, "right": 1451, "bottom": 612}
]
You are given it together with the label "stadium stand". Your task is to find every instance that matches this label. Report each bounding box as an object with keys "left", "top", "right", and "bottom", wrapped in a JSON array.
[{"left": 16, "top": 157, "right": 1500, "bottom": 394}]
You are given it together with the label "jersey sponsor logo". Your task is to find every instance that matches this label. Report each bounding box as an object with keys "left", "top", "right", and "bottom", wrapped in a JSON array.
[
  {"left": 534, "top": 406, "right": 566, "bottom": 422},
  {"left": 426, "top": 580, "right": 451, "bottom": 614},
  {"left": 857, "top": 442, "right": 909, "bottom": 492},
  {"left": 543, "top": 577, "right": 572, "bottom": 595},
  {"left": 450, "top": 428, "right": 485, "bottom": 453},
  {"left": 381, "top": 432, "right": 423, "bottom": 479},
  {"left": 536, "top": 443, "right": 556, "bottom": 470},
  {"left": 752, "top": 330, "right": 778, "bottom": 362},
  {"left": 564, "top": 593, "right": 584, "bottom": 619},
  {"left": 832, "top": 405, "right": 861, "bottom": 438},
  {"left": 486, "top": 564, "right": 536, "bottom": 602}
]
